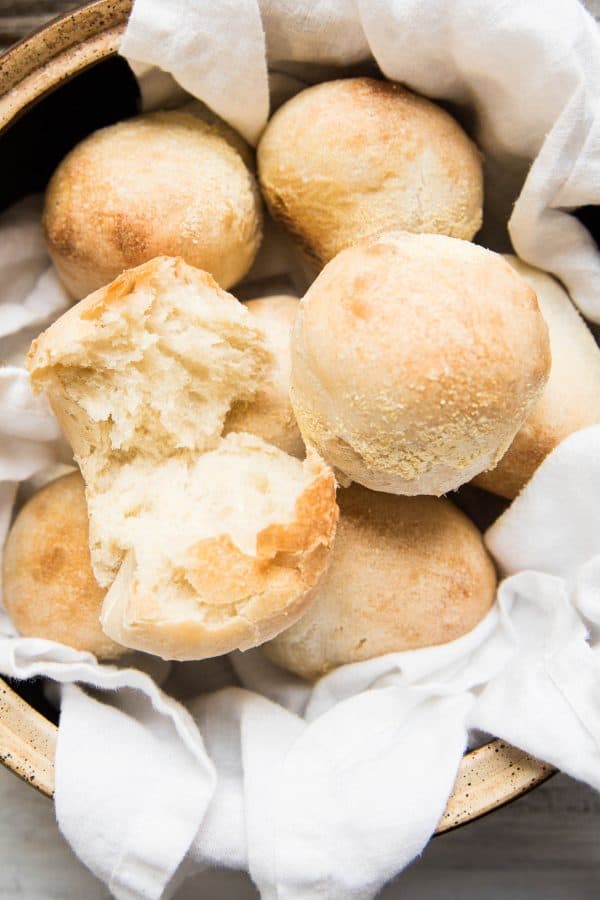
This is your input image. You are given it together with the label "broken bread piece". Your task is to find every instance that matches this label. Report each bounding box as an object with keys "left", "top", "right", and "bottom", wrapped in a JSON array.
[
  {"left": 99, "top": 432, "right": 336, "bottom": 659},
  {"left": 28, "top": 255, "right": 272, "bottom": 584},
  {"left": 27, "top": 256, "right": 338, "bottom": 660}
]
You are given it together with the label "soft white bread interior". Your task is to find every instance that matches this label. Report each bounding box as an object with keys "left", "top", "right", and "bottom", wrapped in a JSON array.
[
  {"left": 43, "top": 110, "right": 263, "bottom": 298},
  {"left": 473, "top": 256, "right": 600, "bottom": 498},
  {"left": 264, "top": 484, "right": 496, "bottom": 680},
  {"left": 27, "top": 257, "right": 337, "bottom": 660},
  {"left": 2, "top": 472, "right": 124, "bottom": 660},
  {"left": 29, "top": 255, "right": 270, "bottom": 573},
  {"left": 98, "top": 432, "right": 336, "bottom": 659},
  {"left": 225, "top": 294, "right": 304, "bottom": 457},
  {"left": 257, "top": 77, "right": 483, "bottom": 268},
  {"left": 291, "top": 231, "right": 551, "bottom": 496}
]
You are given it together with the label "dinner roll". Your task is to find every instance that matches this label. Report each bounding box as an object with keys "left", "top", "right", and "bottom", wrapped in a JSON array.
[
  {"left": 225, "top": 294, "right": 304, "bottom": 456},
  {"left": 264, "top": 485, "right": 496, "bottom": 680},
  {"left": 2, "top": 473, "right": 124, "bottom": 660},
  {"left": 28, "top": 257, "right": 337, "bottom": 661},
  {"left": 473, "top": 256, "right": 600, "bottom": 498},
  {"left": 291, "top": 231, "right": 551, "bottom": 496},
  {"left": 257, "top": 77, "right": 483, "bottom": 268},
  {"left": 44, "top": 111, "right": 263, "bottom": 298}
]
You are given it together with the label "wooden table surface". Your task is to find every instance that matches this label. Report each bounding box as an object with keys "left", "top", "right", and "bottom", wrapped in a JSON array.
[
  {"left": 1, "top": 2, "right": 600, "bottom": 898},
  {"left": 2, "top": 764, "right": 600, "bottom": 899}
]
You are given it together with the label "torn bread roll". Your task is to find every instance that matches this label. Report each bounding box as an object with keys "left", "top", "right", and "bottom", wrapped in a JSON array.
[
  {"left": 44, "top": 111, "right": 263, "bottom": 298},
  {"left": 473, "top": 256, "right": 600, "bottom": 498},
  {"left": 258, "top": 77, "right": 483, "bottom": 268},
  {"left": 264, "top": 484, "right": 496, "bottom": 680},
  {"left": 98, "top": 432, "right": 336, "bottom": 659},
  {"left": 291, "top": 231, "right": 551, "bottom": 496},
  {"left": 2, "top": 472, "right": 124, "bottom": 660},
  {"left": 27, "top": 257, "right": 338, "bottom": 661},
  {"left": 225, "top": 294, "right": 304, "bottom": 456}
]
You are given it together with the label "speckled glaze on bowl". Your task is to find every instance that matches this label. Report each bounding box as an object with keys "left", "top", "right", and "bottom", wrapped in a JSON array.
[{"left": 0, "top": 0, "right": 554, "bottom": 830}]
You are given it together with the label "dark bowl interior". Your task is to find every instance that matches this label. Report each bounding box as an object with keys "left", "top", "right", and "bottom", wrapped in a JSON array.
[{"left": 0, "top": 55, "right": 139, "bottom": 212}]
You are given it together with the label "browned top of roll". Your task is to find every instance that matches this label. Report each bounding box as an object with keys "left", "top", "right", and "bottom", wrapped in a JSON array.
[
  {"left": 258, "top": 77, "right": 483, "bottom": 267},
  {"left": 44, "top": 111, "right": 263, "bottom": 298}
]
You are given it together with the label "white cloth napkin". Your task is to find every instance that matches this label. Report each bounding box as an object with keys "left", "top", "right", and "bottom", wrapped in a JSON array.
[
  {"left": 122, "top": 0, "right": 600, "bottom": 322},
  {"left": 0, "top": 0, "right": 599, "bottom": 896}
]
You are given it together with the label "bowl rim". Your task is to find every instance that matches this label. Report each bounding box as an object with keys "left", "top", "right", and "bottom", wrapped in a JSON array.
[{"left": 0, "top": 0, "right": 555, "bottom": 832}]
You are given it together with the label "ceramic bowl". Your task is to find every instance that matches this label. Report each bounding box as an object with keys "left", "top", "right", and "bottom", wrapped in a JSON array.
[{"left": 0, "top": 0, "right": 554, "bottom": 830}]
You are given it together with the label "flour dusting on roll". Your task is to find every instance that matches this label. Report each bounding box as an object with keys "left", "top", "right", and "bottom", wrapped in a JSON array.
[{"left": 291, "top": 231, "right": 551, "bottom": 496}]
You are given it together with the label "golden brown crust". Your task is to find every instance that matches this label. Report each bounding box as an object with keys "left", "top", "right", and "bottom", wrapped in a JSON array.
[
  {"left": 264, "top": 485, "right": 496, "bottom": 680},
  {"left": 291, "top": 232, "right": 551, "bottom": 496},
  {"left": 473, "top": 257, "right": 600, "bottom": 498},
  {"left": 28, "top": 256, "right": 224, "bottom": 378},
  {"left": 2, "top": 473, "right": 124, "bottom": 659},
  {"left": 258, "top": 77, "right": 483, "bottom": 267},
  {"left": 473, "top": 422, "right": 558, "bottom": 499},
  {"left": 28, "top": 257, "right": 239, "bottom": 468},
  {"left": 257, "top": 461, "right": 337, "bottom": 557},
  {"left": 44, "top": 111, "right": 263, "bottom": 298},
  {"left": 180, "top": 99, "right": 256, "bottom": 170}
]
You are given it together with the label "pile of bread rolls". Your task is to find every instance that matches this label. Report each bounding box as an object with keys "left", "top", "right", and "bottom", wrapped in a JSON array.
[{"left": 4, "top": 77, "right": 600, "bottom": 680}]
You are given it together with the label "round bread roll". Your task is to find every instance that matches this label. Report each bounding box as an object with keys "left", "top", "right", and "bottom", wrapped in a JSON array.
[
  {"left": 225, "top": 294, "right": 304, "bottom": 456},
  {"left": 28, "top": 257, "right": 338, "bottom": 661},
  {"left": 44, "top": 111, "right": 263, "bottom": 298},
  {"left": 264, "top": 485, "right": 496, "bottom": 680},
  {"left": 2, "top": 472, "right": 124, "bottom": 660},
  {"left": 473, "top": 256, "right": 600, "bottom": 498},
  {"left": 257, "top": 77, "right": 483, "bottom": 268},
  {"left": 291, "top": 231, "right": 551, "bottom": 496}
]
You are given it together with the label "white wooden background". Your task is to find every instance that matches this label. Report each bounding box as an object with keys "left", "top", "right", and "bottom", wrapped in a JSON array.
[
  {"left": 2, "top": 766, "right": 600, "bottom": 899},
  {"left": 2, "top": 1, "right": 600, "bottom": 898}
]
